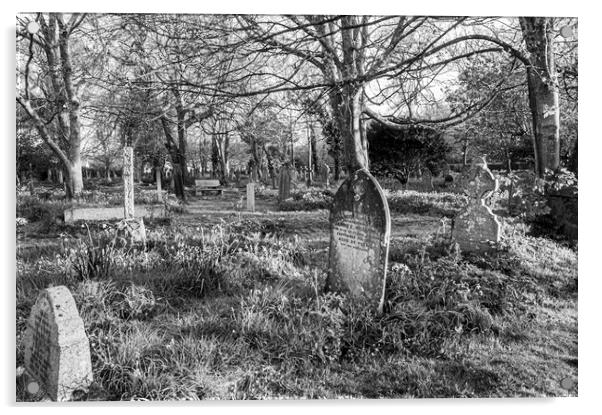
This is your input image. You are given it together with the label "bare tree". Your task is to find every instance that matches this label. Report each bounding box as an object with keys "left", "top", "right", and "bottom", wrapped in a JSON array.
[{"left": 17, "top": 13, "right": 87, "bottom": 198}]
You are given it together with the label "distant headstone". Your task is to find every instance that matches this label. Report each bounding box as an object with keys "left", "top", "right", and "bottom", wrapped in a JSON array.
[
  {"left": 452, "top": 157, "right": 501, "bottom": 253},
  {"left": 278, "top": 164, "right": 292, "bottom": 202},
  {"left": 327, "top": 169, "right": 391, "bottom": 312},
  {"left": 246, "top": 182, "right": 255, "bottom": 212},
  {"left": 422, "top": 168, "right": 434, "bottom": 191},
  {"left": 23, "top": 286, "right": 92, "bottom": 401},
  {"left": 323, "top": 164, "right": 331, "bottom": 187},
  {"left": 155, "top": 166, "right": 162, "bottom": 199},
  {"left": 123, "top": 146, "right": 135, "bottom": 219}
]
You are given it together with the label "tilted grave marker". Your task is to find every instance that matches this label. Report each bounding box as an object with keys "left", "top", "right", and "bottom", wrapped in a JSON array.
[
  {"left": 23, "top": 286, "right": 92, "bottom": 401},
  {"left": 452, "top": 156, "right": 501, "bottom": 253},
  {"left": 327, "top": 169, "right": 391, "bottom": 312}
]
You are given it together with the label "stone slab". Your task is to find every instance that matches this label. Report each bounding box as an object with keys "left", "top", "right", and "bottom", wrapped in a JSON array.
[{"left": 64, "top": 205, "right": 166, "bottom": 222}]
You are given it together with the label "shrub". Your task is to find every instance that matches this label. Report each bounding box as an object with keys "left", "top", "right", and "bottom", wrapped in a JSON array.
[
  {"left": 385, "top": 190, "right": 467, "bottom": 217},
  {"left": 16, "top": 195, "right": 67, "bottom": 225},
  {"left": 278, "top": 189, "right": 333, "bottom": 211}
]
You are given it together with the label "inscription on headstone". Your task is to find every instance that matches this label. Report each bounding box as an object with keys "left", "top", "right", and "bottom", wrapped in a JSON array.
[
  {"left": 24, "top": 286, "right": 92, "bottom": 401},
  {"left": 327, "top": 169, "right": 391, "bottom": 311},
  {"left": 452, "top": 157, "right": 501, "bottom": 253}
]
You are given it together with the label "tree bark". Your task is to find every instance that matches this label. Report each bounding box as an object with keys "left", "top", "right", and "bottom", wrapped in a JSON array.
[{"left": 520, "top": 17, "right": 561, "bottom": 177}]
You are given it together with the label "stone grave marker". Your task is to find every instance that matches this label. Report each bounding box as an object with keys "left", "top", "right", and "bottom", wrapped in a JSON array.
[
  {"left": 323, "top": 163, "right": 331, "bottom": 187},
  {"left": 422, "top": 168, "right": 434, "bottom": 191},
  {"left": 327, "top": 169, "right": 391, "bottom": 312},
  {"left": 278, "top": 164, "right": 292, "bottom": 202},
  {"left": 452, "top": 157, "right": 501, "bottom": 253},
  {"left": 23, "top": 286, "right": 92, "bottom": 401},
  {"left": 246, "top": 182, "right": 255, "bottom": 212},
  {"left": 122, "top": 146, "right": 145, "bottom": 243},
  {"left": 123, "top": 146, "right": 135, "bottom": 219}
]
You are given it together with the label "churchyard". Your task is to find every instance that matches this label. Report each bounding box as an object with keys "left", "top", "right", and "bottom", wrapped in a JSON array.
[
  {"left": 15, "top": 160, "right": 577, "bottom": 400},
  {"left": 16, "top": 13, "right": 578, "bottom": 402}
]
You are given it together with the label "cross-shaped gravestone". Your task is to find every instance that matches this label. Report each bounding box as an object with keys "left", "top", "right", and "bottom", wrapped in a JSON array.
[
  {"left": 452, "top": 157, "right": 501, "bottom": 253},
  {"left": 122, "top": 146, "right": 145, "bottom": 243},
  {"left": 123, "top": 147, "right": 135, "bottom": 219}
]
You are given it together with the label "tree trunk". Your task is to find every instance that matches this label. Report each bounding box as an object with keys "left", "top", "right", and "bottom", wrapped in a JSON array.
[
  {"left": 520, "top": 17, "right": 561, "bottom": 177},
  {"left": 310, "top": 124, "right": 319, "bottom": 177}
]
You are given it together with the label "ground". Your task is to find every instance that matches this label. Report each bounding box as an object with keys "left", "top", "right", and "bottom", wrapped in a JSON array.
[{"left": 15, "top": 181, "right": 578, "bottom": 400}]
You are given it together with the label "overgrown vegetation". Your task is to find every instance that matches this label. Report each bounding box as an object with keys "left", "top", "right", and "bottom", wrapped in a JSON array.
[{"left": 16, "top": 190, "right": 577, "bottom": 399}]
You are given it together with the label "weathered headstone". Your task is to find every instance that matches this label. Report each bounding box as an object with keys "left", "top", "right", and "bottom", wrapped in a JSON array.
[
  {"left": 327, "top": 169, "right": 391, "bottom": 312},
  {"left": 122, "top": 147, "right": 145, "bottom": 243},
  {"left": 123, "top": 146, "right": 135, "bottom": 219},
  {"left": 23, "top": 286, "right": 92, "bottom": 401},
  {"left": 246, "top": 182, "right": 255, "bottom": 212},
  {"left": 452, "top": 157, "right": 501, "bottom": 253},
  {"left": 422, "top": 168, "right": 434, "bottom": 191},
  {"left": 278, "top": 164, "right": 292, "bottom": 202}
]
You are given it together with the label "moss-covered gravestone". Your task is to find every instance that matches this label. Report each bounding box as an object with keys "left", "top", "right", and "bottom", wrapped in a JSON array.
[
  {"left": 23, "top": 286, "right": 92, "bottom": 401},
  {"left": 327, "top": 169, "right": 391, "bottom": 312},
  {"left": 452, "top": 157, "right": 501, "bottom": 253}
]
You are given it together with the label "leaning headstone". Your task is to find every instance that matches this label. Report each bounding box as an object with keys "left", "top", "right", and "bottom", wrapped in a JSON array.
[
  {"left": 452, "top": 157, "right": 501, "bottom": 253},
  {"left": 278, "top": 164, "right": 292, "bottom": 202},
  {"left": 422, "top": 168, "right": 434, "bottom": 191},
  {"left": 246, "top": 182, "right": 255, "bottom": 212},
  {"left": 327, "top": 169, "right": 391, "bottom": 312},
  {"left": 23, "top": 286, "right": 92, "bottom": 401}
]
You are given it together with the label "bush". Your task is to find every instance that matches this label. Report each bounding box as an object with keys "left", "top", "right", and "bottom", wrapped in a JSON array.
[
  {"left": 278, "top": 188, "right": 333, "bottom": 211},
  {"left": 385, "top": 190, "right": 467, "bottom": 217},
  {"left": 16, "top": 195, "right": 67, "bottom": 225}
]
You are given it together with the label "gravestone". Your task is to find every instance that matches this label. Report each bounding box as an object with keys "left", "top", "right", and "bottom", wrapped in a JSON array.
[
  {"left": 23, "top": 286, "right": 92, "bottom": 401},
  {"left": 323, "top": 164, "right": 331, "bottom": 187},
  {"left": 278, "top": 164, "right": 292, "bottom": 202},
  {"left": 422, "top": 168, "right": 434, "bottom": 191},
  {"left": 123, "top": 146, "right": 135, "bottom": 219},
  {"left": 122, "top": 147, "right": 146, "bottom": 243},
  {"left": 246, "top": 182, "right": 255, "bottom": 212},
  {"left": 155, "top": 166, "right": 162, "bottom": 199},
  {"left": 452, "top": 157, "right": 501, "bottom": 253},
  {"left": 327, "top": 169, "right": 391, "bottom": 312}
]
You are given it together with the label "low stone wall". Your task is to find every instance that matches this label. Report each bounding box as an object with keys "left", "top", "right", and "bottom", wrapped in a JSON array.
[{"left": 64, "top": 205, "right": 166, "bottom": 222}]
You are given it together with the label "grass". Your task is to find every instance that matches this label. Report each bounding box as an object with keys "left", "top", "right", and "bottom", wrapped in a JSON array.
[{"left": 15, "top": 190, "right": 577, "bottom": 400}]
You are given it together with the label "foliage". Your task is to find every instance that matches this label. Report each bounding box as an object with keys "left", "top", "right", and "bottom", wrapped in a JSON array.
[
  {"left": 385, "top": 190, "right": 467, "bottom": 218},
  {"left": 278, "top": 188, "right": 334, "bottom": 211},
  {"left": 368, "top": 122, "right": 449, "bottom": 178}
]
